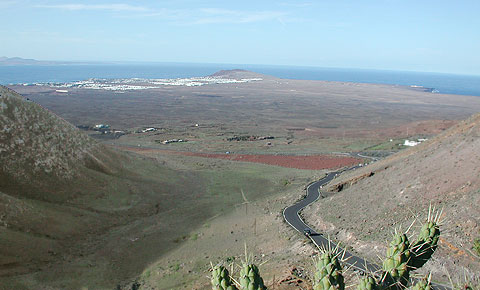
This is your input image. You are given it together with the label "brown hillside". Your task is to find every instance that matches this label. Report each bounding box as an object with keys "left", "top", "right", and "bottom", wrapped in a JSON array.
[
  {"left": 0, "top": 86, "right": 299, "bottom": 290},
  {"left": 304, "top": 112, "right": 480, "bottom": 282},
  {"left": 0, "top": 86, "right": 97, "bottom": 179},
  {"left": 0, "top": 86, "right": 206, "bottom": 288}
]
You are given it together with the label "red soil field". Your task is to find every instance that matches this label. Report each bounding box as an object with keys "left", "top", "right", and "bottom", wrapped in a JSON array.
[
  {"left": 180, "top": 152, "right": 362, "bottom": 170},
  {"left": 119, "top": 146, "right": 362, "bottom": 170}
]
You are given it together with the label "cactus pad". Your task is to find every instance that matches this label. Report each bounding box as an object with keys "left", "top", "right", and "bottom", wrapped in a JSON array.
[
  {"left": 382, "top": 233, "right": 411, "bottom": 288},
  {"left": 239, "top": 264, "right": 266, "bottom": 290},
  {"left": 211, "top": 265, "right": 238, "bottom": 290},
  {"left": 410, "top": 277, "right": 432, "bottom": 290},
  {"left": 314, "top": 251, "right": 345, "bottom": 290},
  {"left": 410, "top": 211, "right": 441, "bottom": 269},
  {"left": 356, "top": 276, "right": 380, "bottom": 290}
]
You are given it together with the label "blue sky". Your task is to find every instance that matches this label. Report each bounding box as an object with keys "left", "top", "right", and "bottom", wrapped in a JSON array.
[{"left": 1, "top": 0, "right": 479, "bottom": 75}]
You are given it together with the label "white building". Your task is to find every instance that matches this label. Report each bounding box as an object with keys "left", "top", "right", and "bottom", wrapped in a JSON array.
[
  {"left": 404, "top": 140, "right": 420, "bottom": 146},
  {"left": 141, "top": 128, "right": 157, "bottom": 133}
]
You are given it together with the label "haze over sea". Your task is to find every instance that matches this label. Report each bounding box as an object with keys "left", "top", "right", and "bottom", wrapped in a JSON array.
[{"left": 1, "top": 63, "right": 480, "bottom": 97}]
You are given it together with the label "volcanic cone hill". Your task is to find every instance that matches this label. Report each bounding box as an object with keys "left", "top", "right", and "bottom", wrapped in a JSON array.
[
  {"left": 0, "top": 86, "right": 208, "bottom": 288},
  {"left": 305, "top": 112, "right": 480, "bottom": 281},
  {"left": 209, "top": 69, "right": 274, "bottom": 80}
]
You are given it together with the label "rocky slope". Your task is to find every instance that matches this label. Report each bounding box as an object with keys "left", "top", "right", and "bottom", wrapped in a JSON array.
[
  {"left": 304, "top": 112, "right": 480, "bottom": 283},
  {"left": 0, "top": 86, "right": 303, "bottom": 290},
  {"left": 0, "top": 86, "right": 98, "bottom": 179},
  {"left": 0, "top": 86, "right": 205, "bottom": 289}
]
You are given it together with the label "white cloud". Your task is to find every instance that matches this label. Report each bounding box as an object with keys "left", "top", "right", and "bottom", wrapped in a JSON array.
[
  {"left": 133, "top": 8, "right": 188, "bottom": 19},
  {"left": 37, "top": 4, "right": 288, "bottom": 25},
  {"left": 187, "top": 8, "right": 287, "bottom": 25},
  {"left": 279, "top": 2, "right": 313, "bottom": 8},
  {"left": 37, "top": 3, "right": 149, "bottom": 12}
]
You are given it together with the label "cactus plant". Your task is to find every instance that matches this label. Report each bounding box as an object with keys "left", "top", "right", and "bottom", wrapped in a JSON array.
[
  {"left": 409, "top": 207, "right": 442, "bottom": 269},
  {"left": 356, "top": 276, "right": 380, "bottom": 290},
  {"left": 382, "top": 232, "right": 411, "bottom": 288},
  {"left": 210, "top": 207, "right": 445, "bottom": 290},
  {"left": 239, "top": 263, "right": 266, "bottom": 290},
  {"left": 211, "top": 265, "right": 238, "bottom": 290},
  {"left": 410, "top": 280, "right": 432, "bottom": 290},
  {"left": 313, "top": 247, "right": 345, "bottom": 290},
  {"left": 410, "top": 275, "right": 432, "bottom": 290}
]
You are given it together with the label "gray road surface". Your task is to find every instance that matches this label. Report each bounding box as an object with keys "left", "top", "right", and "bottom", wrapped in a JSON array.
[{"left": 282, "top": 159, "right": 450, "bottom": 290}]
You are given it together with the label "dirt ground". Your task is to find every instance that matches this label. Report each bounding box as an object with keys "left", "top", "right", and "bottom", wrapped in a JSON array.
[
  {"left": 119, "top": 146, "right": 362, "bottom": 170},
  {"left": 9, "top": 73, "right": 480, "bottom": 156},
  {"left": 133, "top": 161, "right": 326, "bottom": 290},
  {"left": 303, "top": 114, "right": 480, "bottom": 286},
  {"left": 5, "top": 73, "right": 480, "bottom": 289}
]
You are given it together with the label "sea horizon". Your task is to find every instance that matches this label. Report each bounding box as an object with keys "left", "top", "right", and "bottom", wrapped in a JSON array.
[{"left": 1, "top": 62, "right": 480, "bottom": 97}]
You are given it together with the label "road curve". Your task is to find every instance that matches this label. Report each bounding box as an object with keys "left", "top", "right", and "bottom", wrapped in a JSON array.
[
  {"left": 283, "top": 165, "right": 380, "bottom": 273},
  {"left": 283, "top": 161, "right": 450, "bottom": 290}
]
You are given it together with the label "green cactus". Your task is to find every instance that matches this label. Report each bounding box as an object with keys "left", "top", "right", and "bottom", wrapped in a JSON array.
[
  {"left": 239, "top": 263, "right": 266, "bottom": 290},
  {"left": 313, "top": 251, "right": 345, "bottom": 290},
  {"left": 410, "top": 276, "right": 432, "bottom": 290},
  {"left": 356, "top": 276, "right": 380, "bottom": 290},
  {"left": 210, "top": 208, "right": 445, "bottom": 290},
  {"left": 382, "top": 232, "right": 411, "bottom": 288},
  {"left": 409, "top": 207, "right": 441, "bottom": 269},
  {"left": 211, "top": 265, "right": 238, "bottom": 290}
]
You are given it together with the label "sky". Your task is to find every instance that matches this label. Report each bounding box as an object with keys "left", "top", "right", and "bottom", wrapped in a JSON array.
[{"left": 1, "top": 0, "right": 479, "bottom": 75}]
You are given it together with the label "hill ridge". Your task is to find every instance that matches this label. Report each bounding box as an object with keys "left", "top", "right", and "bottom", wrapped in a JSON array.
[
  {"left": 0, "top": 85, "right": 98, "bottom": 180},
  {"left": 209, "top": 69, "right": 274, "bottom": 79},
  {"left": 305, "top": 112, "right": 480, "bottom": 282}
]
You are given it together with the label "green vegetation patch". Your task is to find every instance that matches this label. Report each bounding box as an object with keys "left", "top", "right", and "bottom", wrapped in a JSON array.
[{"left": 474, "top": 237, "right": 480, "bottom": 255}]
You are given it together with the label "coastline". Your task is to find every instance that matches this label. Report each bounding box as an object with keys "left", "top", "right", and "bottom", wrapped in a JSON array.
[{"left": 1, "top": 64, "right": 480, "bottom": 97}]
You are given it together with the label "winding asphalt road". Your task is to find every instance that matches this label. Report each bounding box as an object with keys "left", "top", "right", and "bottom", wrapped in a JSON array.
[
  {"left": 282, "top": 157, "right": 450, "bottom": 290},
  {"left": 283, "top": 165, "right": 380, "bottom": 273}
]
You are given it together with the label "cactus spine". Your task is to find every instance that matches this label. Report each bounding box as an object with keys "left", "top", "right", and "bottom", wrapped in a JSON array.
[
  {"left": 410, "top": 280, "right": 432, "bottom": 290},
  {"left": 313, "top": 247, "right": 345, "bottom": 290},
  {"left": 211, "top": 265, "right": 239, "bottom": 290},
  {"left": 210, "top": 208, "right": 444, "bottom": 290},
  {"left": 410, "top": 275, "right": 432, "bottom": 290},
  {"left": 239, "top": 263, "right": 266, "bottom": 290},
  {"left": 356, "top": 276, "right": 380, "bottom": 290},
  {"left": 409, "top": 207, "right": 442, "bottom": 270},
  {"left": 382, "top": 232, "right": 411, "bottom": 288}
]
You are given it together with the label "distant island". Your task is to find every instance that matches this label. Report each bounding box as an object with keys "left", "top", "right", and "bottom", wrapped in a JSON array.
[
  {"left": 0, "top": 56, "right": 105, "bottom": 66},
  {"left": 0, "top": 56, "right": 64, "bottom": 66}
]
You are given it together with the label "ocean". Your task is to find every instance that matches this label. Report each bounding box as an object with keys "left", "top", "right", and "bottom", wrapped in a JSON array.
[{"left": 1, "top": 63, "right": 479, "bottom": 97}]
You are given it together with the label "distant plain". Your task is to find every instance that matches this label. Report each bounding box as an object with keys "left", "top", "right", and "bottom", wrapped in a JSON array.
[
  {"left": 10, "top": 70, "right": 480, "bottom": 156},
  {"left": 4, "top": 70, "right": 480, "bottom": 289}
]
